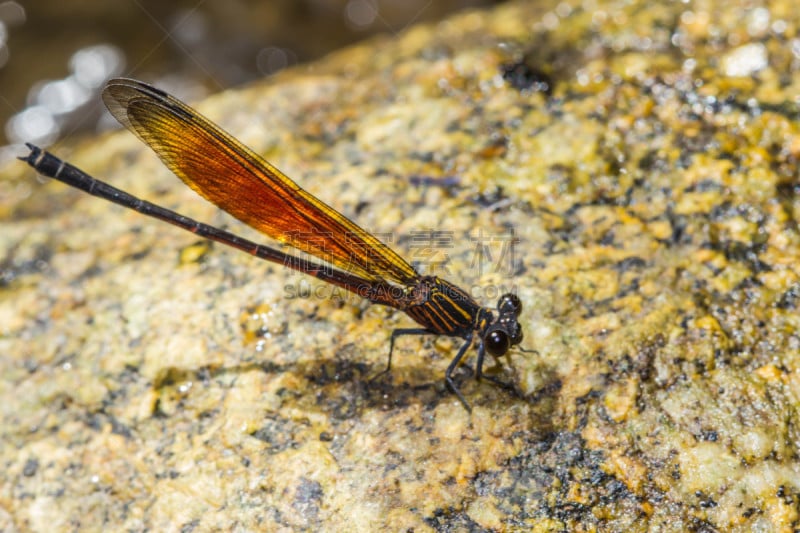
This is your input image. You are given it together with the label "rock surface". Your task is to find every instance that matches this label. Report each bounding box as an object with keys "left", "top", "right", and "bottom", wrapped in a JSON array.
[{"left": 1, "top": 0, "right": 799, "bottom": 530}]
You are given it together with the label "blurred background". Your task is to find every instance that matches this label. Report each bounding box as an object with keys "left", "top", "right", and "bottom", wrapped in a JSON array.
[{"left": 0, "top": 0, "right": 506, "bottom": 163}]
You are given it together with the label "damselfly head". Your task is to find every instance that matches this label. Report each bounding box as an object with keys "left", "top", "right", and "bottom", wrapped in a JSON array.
[{"left": 484, "top": 293, "right": 524, "bottom": 357}]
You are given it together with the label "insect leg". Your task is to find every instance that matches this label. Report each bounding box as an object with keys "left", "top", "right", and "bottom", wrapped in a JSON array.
[
  {"left": 384, "top": 328, "right": 432, "bottom": 374},
  {"left": 444, "top": 332, "right": 475, "bottom": 412},
  {"left": 474, "top": 340, "right": 516, "bottom": 392}
]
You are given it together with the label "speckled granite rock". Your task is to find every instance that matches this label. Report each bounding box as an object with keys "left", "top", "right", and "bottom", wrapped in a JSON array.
[{"left": 2, "top": 0, "right": 800, "bottom": 530}]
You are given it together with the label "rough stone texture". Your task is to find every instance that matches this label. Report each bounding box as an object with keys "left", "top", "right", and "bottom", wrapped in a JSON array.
[{"left": 2, "top": 0, "right": 800, "bottom": 530}]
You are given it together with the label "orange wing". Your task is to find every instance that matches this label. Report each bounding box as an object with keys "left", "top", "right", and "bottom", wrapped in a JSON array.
[{"left": 102, "top": 78, "right": 418, "bottom": 285}]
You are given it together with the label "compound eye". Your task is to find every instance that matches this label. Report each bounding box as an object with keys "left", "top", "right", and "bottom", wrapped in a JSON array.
[
  {"left": 498, "top": 293, "right": 522, "bottom": 316},
  {"left": 485, "top": 329, "right": 510, "bottom": 357},
  {"left": 511, "top": 328, "right": 523, "bottom": 346}
]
